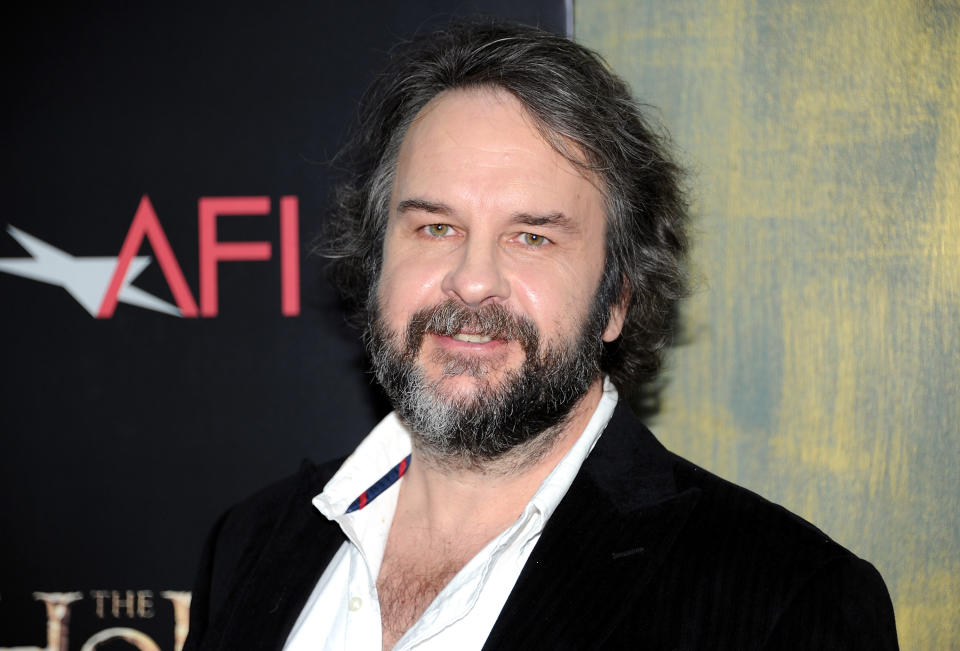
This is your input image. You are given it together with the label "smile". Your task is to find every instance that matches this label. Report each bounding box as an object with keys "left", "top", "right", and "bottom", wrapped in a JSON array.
[{"left": 451, "top": 333, "right": 493, "bottom": 344}]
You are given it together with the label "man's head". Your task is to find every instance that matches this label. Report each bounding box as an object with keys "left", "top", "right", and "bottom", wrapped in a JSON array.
[{"left": 326, "top": 20, "right": 688, "bottom": 465}]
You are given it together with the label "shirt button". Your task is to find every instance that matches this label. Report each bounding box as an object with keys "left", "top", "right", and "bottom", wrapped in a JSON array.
[{"left": 348, "top": 597, "right": 363, "bottom": 611}]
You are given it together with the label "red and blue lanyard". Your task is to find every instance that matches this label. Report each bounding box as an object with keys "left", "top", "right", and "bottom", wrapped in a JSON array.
[{"left": 344, "top": 454, "right": 412, "bottom": 514}]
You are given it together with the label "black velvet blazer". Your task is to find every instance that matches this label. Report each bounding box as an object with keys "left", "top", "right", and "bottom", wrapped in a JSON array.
[{"left": 185, "top": 404, "right": 898, "bottom": 650}]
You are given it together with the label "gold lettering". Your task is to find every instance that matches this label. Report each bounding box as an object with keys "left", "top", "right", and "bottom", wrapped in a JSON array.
[
  {"left": 88, "top": 590, "right": 109, "bottom": 619},
  {"left": 110, "top": 590, "right": 135, "bottom": 618},
  {"left": 0, "top": 588, "right": 191, "bottom": 651},
  {"left": 161, "top": 591, "right": 191, "bottom": 651},
  {"left": 0, "top": 592, "right": 85, "bottom": 651},
  {"left": 37, "top": 592, "right": 83, "bottom": 651},
  {"left": 79, "top": 628, "right": 160, "bottom": 651},
  {"left": 136, "top": 590, "right": 154, "bottom": 619}
]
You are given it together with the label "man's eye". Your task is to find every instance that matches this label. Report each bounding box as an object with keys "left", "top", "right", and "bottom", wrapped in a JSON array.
[
  {"left": 424, "top": 224, "right": 453, "bottom": 237},
  {"left": 521, "top": 232, "right": 548, "bottom": 247}
]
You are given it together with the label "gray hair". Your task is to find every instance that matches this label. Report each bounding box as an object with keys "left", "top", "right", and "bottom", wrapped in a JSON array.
[{"left": 324, "top": 18, "right": 689, "bottom": 393}]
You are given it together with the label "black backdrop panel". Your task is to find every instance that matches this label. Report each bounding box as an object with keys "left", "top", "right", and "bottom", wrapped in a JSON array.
[{"left": 0, "top": 2, "right": 565, "bottom": 648}]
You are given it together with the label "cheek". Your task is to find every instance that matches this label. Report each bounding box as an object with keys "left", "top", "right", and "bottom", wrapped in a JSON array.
[
  {"left": 377, "top": 246, "right": 446, "bottom": 326},
  {"left": 512, "top": 265, "right": 598, "bottom": 336}
]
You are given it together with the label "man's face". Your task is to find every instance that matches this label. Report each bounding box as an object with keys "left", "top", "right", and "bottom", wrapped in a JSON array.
[{"left": 370, "top": 88, "right": 624, "bottom": 462}]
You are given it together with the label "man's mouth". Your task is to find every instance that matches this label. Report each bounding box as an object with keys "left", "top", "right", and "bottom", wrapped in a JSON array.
[
  {"left": 451, "top": 333, "right": 494, "bottom": 344},
  {"left": 402, "top": 299, "right": 539, "bottom": 359}
]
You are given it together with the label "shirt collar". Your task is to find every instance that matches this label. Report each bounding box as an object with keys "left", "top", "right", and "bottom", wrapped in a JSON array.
[
  {"left": 313, "top": 377, "right": 619, "bottom": 523},
  {"left": 524, "top": 377, "right": 619, "bottom": 522},
  {"left": 312, "top": 411, "right": 413, "bottom": 521}
]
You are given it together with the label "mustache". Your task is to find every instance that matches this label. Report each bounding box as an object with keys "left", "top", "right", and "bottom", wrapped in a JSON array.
[{"left": 405, "top": 300, "right": 539, "bottom": 358}]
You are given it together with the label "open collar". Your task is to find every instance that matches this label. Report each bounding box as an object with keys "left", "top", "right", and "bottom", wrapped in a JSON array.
[{"left": 206, "top": 402, "right": 696, "bottom": 651}]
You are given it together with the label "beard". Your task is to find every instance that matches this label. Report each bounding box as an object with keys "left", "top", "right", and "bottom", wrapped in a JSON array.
[{"left": 366, "top": 294, "right": 607, "bottom": 469}]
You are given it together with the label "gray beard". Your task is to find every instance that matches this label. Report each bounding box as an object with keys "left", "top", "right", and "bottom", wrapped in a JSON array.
[{"left": 366, "top": 297, "right": 606, "bottom": 470}]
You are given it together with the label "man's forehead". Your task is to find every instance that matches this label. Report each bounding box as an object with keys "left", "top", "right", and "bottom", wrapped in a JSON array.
[
  {"left": 399, "top": 88, "right": 549, "bottom": 158},
  {"left": 391, "top": 87, "right": 606, "bottom": 223}
]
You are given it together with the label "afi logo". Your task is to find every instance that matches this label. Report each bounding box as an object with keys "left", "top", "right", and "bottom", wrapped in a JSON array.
[{"left": 0, "top": 195, "right": 300, "bottom": 318}]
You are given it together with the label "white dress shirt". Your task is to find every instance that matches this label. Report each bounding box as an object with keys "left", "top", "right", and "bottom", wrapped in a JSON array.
[{"left": 283, "top": 379, "right": 619, "bottom": 651}]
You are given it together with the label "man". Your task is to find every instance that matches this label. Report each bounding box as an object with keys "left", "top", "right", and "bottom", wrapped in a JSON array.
[{"left": 185, "top": 20, "right": 898, "bottom": 650}]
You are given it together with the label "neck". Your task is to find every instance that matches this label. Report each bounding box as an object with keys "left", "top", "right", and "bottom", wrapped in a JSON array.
[{"left": 398, "top": 377, "right": 604, "bottom": 537}]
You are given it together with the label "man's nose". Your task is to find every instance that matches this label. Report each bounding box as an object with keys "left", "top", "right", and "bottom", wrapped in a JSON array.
[{"left": 440, "top": 237, "right": 510, "bottom": 306}]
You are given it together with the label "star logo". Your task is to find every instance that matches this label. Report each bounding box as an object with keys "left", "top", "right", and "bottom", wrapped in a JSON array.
[
  {"left": 0, "top": 225, "right": 182, "bottom": 317},
  {"left": 0, "top": 194, "right": 301, "bottom": 319}
]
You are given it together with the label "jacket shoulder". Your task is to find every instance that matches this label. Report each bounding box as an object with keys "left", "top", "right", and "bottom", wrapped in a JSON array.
[
  {"left": 658, "top": 454, "right": 898, "bottom": 648},
  {"left": 673, "top": 456, "right": 843, "bottom": 562},
  {"left": 185, "top": 457, "right": 345, "bottom": 650},
  {"left": 211, "top": 458, "right": 340, "bottom": 563}
]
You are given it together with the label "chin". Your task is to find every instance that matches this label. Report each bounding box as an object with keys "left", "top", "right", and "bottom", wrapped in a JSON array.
[
  {"left": 424, "top": 370, "right": 497, "bottom": 404},
  {"left": 423, "top": 343, "right": 522, "bottom": 382}
]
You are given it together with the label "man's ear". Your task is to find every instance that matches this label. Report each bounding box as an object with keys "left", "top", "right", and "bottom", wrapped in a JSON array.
[{"left": 601, "top": 280, "right": 629, "bottom": 342}]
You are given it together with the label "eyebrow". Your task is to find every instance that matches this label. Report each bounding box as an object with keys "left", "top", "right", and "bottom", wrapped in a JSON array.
[
  {"left": 511, "top": 211, "right": 578, "bottom": 233},
  {"left": 395, "top": 198, "right": 579, "bottom": 234},
  {"left": 396, "top": 198, "right": 453, "bottom": 216}
]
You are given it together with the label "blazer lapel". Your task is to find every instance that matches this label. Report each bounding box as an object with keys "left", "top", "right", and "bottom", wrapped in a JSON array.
[
  {"left": 210, "top": 461, "right": 347, "bottom": 651},
  {"left": 482, "top": 404, "right": 700, "bottom": 650}
]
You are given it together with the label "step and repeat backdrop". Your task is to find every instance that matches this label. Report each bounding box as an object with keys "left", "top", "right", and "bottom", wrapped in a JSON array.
[{"left": 0, "top": 3, "right": 565, "bottom": 649}]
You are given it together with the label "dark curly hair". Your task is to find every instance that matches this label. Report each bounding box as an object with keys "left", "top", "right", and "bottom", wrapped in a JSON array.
[{"left": 324, "top": 18, "right": 689, "bottom": 394}]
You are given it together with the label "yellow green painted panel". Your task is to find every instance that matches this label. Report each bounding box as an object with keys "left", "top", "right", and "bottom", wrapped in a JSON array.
[{"left": 576, "top": 1, "right": 960, "bottom": 648}]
